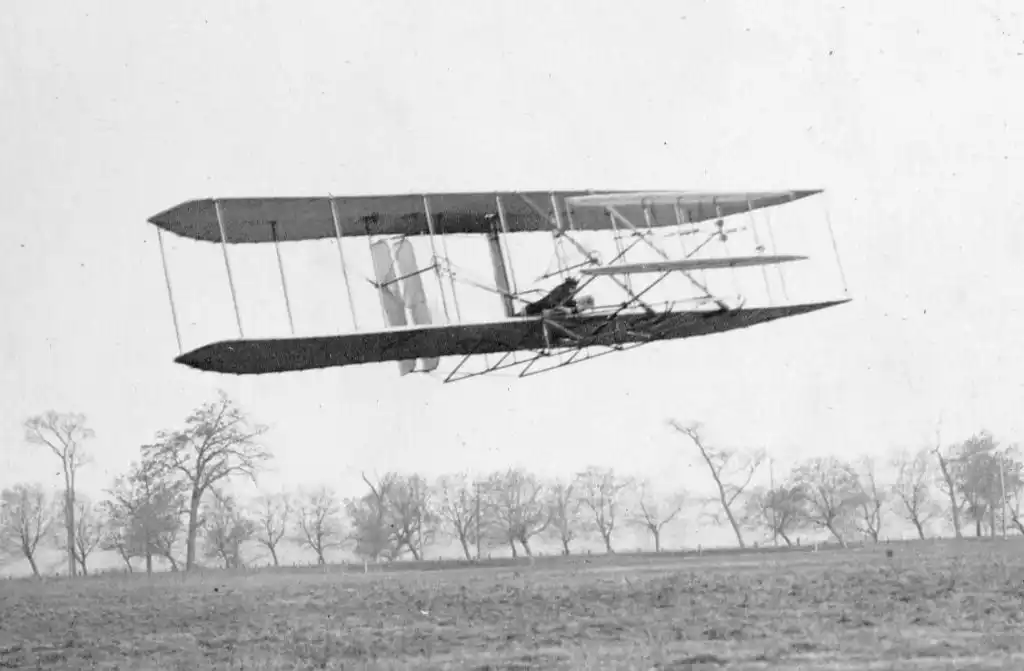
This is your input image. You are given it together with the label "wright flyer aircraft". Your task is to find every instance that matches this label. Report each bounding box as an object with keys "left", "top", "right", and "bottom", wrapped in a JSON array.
[{"left": 146, "top": 190, "right": 851, "bottom": 382}]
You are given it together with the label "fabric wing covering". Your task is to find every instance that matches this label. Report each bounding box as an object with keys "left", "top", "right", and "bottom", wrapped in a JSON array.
[
  {"left": 174, "top": 301, "right": 849, "bottom": 375},
  {"left": 147, "top": 190, "right": 822, "bottom": 244}
]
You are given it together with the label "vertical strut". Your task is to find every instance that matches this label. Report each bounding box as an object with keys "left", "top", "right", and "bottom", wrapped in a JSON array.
[
  {"left": 608, "top": 209, "right": 633, "bottom": 293},
  {"left": 549, "top": 193, "right": 567, "bottom": 279},
  {"left": 673, "top": 201, "right": 705, "bottom": 288},
  {"left": 715, "top": 203, "right": 741, "bottom": 298},
  {"left": 745, "top": 198, "right": 774, "bottom": 305},
  {"left": 155, "top": 228, "right": 183, "bottom": 355},
  {"left": 495, "top": 195, "right": 519, "bottom": 296},
  {"left": 423, "top": 196, "right": 454, "bottom": 323},
  {"left": 214, "top": 199, "right": 244, "bottom": 338},
  {"left": 822, "top": 206, "right": 850, "bottom": 298},
  {"left": 764, "top": 209, "right": 789, "bottom": 300},
  {"left": 270, "top": 222, "right": 296, "bottom": 335},
  {"left": 329, "top": 196, "right": 360, "bottom": 330}
]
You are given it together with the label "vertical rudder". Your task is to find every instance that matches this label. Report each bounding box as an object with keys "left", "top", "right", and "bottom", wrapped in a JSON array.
[
  {"left": 393, "top": 238, "right": 440, "bottom": 372},
  {"left": 369, "top": 239, "right": 416, "bottom": 376}
]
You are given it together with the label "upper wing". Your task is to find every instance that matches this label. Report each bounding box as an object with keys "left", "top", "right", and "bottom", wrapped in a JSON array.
[{"left": 147, "top": 190, "right": 821, "bottom": 244}]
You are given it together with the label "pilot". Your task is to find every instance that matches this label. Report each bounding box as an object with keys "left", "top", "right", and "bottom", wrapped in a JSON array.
[{"left": 521, "top": 277, "right": 579, "bottom": 316}]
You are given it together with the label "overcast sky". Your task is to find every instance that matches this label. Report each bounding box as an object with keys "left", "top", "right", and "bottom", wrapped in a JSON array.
[{"left": 2, "top": 1, "right": 1023, "bottom": 561}]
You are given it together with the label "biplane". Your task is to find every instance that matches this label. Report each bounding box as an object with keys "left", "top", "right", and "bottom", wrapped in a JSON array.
[{"left": 146, "top": 190, "right": 850, "bottom": 382}]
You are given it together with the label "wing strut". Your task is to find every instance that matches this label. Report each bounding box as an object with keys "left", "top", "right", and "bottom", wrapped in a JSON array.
[
  {"left": 822, "top": 198, "right": 850, "bottom": 297},
  {"left": 745, "top": 197, "right": 774, "bottom": 304},
  {"left": 270, "top": 222, "right": 296, "bottom": 335},
  {"left": 155, "top": 228, "right": 183, "bottom": 355},
  {"left": 329, "top": 196, "right": 360, "bottom": 331},
  {"left": 422, "top": 195, "right": 452, "bottom": 324},
  {"left": 607, "top": 205, "right": 726, "bottom": 309},
  {"left": 214, "top": 199, "right": 245, "bottom": 338},
  {"left": 495, "top": 196, "right": 520, "bottom": 296}
]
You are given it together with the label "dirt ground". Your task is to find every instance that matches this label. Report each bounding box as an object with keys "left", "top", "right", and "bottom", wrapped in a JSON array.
[{"left": 2, "top": 539, "right": 1023, "bottom": 670}]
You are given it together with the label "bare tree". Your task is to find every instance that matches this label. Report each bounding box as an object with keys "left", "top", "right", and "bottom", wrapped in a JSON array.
[
  {"left": 890, "top": 447, "right": 939, "bottom": 539},
  {"left": 544, "top": 479, "right": 584, "bottom": 556},
  {"left": 484, "top": 468, "right": 549, "bottom": 558},
  {"left": 433, "top": 474, "right": 480, "bottom": 560},
  {"left": 347, "top": 474, "right": 394, "bottom": 561},
  {"left": 253, "top": 492, "right": 291, "bottom": 566},
  {"left": 385, "top": 474, "right": 436, "bottom": 560},
  {"left": 102, "top": 459, "right": 186, "bottom": 573},
  {"left": 668, "top": 420, "right": 761, "bottom": 548},
  {"left": 202, "top": 490, "right": 255, "bottom": 569},
  {"left": 855, "top": 457, "right": 887, "bottom": 542},
  {"left": 297, "top": 486, "right": 344, "bottom": 564},
  {"left": 101, "top": 518, "right": 134, "bottom": 572},
  {"left": 628, "top": 481, "right": 686, "bottom": 552},
  {"left": 141, "top": 391, "right": 271, "bottom": 570},
  {"left": 576, "top": 466, "right": 633, "bottom": 553},
  {"left": 954, "top": 431, "right": 1005, "bottom": 537},
  {"left": 789, "top": 457, "right": 866, "bottom": 547},
  {"left": 1006, "top": 447, "right": 1024, "bottom": 535},
  {"left": 932, "top": 421, "right": 964, "bottom": 539},
  {"left": 0, "top": 483, "right": 53, "bottom": 577},
  {"left": 742, "top": 484, "right": 807, "bottom": 546},
  {"left": 24, "top": 411, "right": 93, "bottom": 577}
]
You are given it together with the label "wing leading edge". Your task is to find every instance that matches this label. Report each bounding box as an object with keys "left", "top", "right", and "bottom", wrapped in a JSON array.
[
  {"left": 148, "top": 190, "right": 822, "bottom": 244},
  {"left": 175, "top": 300, "right": 849, "bottom": 375}
]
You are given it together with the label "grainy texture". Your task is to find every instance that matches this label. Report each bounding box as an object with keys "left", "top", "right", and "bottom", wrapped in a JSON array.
[{"left": 1, "top": 539, "right": 1023, "bottom": 670}]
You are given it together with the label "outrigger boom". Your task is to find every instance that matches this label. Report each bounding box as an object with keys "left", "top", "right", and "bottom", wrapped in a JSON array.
[{"left": 146, "top": 189, "right": 851, "bottom": 382}]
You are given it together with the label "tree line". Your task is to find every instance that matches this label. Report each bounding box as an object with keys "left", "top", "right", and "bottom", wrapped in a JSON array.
[{"left": 2, "top": 396, "right": 1022, "bottom": 577}]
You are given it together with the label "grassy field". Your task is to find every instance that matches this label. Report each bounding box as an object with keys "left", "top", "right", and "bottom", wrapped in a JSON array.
[{"left": 2, "top": 539, "right": 1023, "bottom": 670}]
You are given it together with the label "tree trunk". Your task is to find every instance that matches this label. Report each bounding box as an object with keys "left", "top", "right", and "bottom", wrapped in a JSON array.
[
  {"left": 779, "top": 531, "right": 793, "bottom": 546},
  {"left": 826, "top": 524, "right": 847, "bottom": 548},
  {"left": 26, "top": 552, "right": 40, "bottom": 577},
  {"left": 315, "top": 550, "right": 325, "bottom": 565},
  {"left": 459, "top": 538, "right": 472, "bottom": 561},
  {"left": 118, "top": 549, "right": 133, "bottom": 572},
  {"left": 912, "top": 518, "right": 926, "bottom": 540},
  {"left": 145, "top": 553, "right": 153, "bottom": 574},
  {"left": 269, "top": 546, "right": 280, "bottom": 567},
  {"left": 186, "top": 493, "right": 201, "bottom": 571},
  {"left": 935, "top": 453, "right": 962, "bottom": 538},
  {"left": 975, "top": 518, "right": 983, "bottom": 537},
  {"left": 163, "top": 552, "right": 179, "bottom": 571},
  {"left": 520, "top": 538, "right": 533, "bottom": 557},
  {"left": 508, "top": 540, "right": 518, "bottom": 558},
  {"left": 561, "top": 539, "right": 571, "bottom": 556},
  {"left": 64, "top": 485, "right": 76, "bottom": 578},
  {"left": 602, "top": 533, "right": 614, "bottom": 554},
  {"left": 652, "top": 529, "right": 661, "bottom": 553},
  {"left": 713, "top": 480, "right": 745, "bottom": 548}
]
